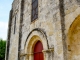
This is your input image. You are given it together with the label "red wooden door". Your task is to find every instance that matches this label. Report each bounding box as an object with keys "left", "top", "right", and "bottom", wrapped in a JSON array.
[{"left": 34, "top": 41, "right": 44, "bottom": 60}]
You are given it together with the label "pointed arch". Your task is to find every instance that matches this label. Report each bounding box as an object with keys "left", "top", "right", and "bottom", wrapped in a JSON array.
[
  {"left": 24, "top": 28, "right": 49, "bottom": 60},
  {"left": 34, "top": 41, "right": 44, "bottom": 60},
  {"left": 24, "top": 28, "right": 49, "bottom": 49}
]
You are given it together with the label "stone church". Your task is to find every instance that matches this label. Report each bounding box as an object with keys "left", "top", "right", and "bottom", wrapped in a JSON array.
[{"left": 5, "top": 0, "right": 80, "bottom": 60}]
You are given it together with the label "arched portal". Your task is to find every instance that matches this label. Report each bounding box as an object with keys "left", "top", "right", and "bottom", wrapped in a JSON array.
[
  {"left": 68, "top": 15, "right": 80, "bottom": 60},
  {"left": 34, "top": 41, "right": 44, "bottom": 60},
  {"left": 24, "top": 29, "right": 49, "bottom": 60}
]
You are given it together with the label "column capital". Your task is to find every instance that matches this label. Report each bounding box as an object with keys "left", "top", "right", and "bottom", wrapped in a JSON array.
[{"left": 42, "top": 48, "right": 54, "bottom": 53}]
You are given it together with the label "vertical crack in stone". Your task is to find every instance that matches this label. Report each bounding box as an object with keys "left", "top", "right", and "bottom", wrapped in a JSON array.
[
  {"left": 18, "top": 0, "right": 24, "bottom": 60},
  {"left": 59, "top": 0, "right": 67, "bottom": 60}
]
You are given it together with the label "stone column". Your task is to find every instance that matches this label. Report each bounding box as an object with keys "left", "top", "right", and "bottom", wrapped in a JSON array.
[
  {"left": 20, "top": 53, "right": 33, "bottom": 60},
  {"left": 42, "top": 48, "right": 54, "bottom": 60}
]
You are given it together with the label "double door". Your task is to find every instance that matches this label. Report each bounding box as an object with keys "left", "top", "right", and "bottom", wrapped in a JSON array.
[{"left": 34, "top": 41, "right": 44, "bottom": 60}]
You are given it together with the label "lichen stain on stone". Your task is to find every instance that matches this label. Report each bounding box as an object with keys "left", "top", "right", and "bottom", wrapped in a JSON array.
[
  {"left": 46, "top": 21, "right": 54, "bottom": 36},
  {"left": 57, "top": 47, "right": 63, "bottom": 54}
]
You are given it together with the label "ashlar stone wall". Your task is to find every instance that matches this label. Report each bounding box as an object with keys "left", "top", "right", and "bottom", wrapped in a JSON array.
[
  {"left": 7, "top": 0, "right": 21, "bottom": 60},
  {"left": 64, "top": 0, "right": 80, "bottom": 60},
  {"left": 21, "top": 0, "right": 63, "bottom": 60},
  {"left": 6, "top": 0, "right": 80, "bottom": 60}
]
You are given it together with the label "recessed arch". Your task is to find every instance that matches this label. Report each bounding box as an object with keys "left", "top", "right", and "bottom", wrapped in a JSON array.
[
  {"left": 68, "top": 15, "right": 80, "bottom": 45},
  {"left": 24, "top": 28, "right": 49, "bottom": 60},
  {"left": 24, "top": 28, "right": 49, "bottom": 49},
  {"left": 67, "top": 15, "right": 80, "bottom": 60}
]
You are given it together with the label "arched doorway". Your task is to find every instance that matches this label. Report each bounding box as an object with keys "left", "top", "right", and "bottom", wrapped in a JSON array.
[
  {"left": 25, "top": 30, "right": 49, "bottom": 60},
  {"left": 68, "top": 15, "right": 80, "bottom": 60},
  {"left": 34, "top": 41, "right": 44, "bottom": 60}
]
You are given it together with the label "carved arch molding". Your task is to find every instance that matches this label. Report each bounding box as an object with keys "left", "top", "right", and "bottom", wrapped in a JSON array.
[{"left": 20, "top": 28, "right": 54, "bottom": 60}]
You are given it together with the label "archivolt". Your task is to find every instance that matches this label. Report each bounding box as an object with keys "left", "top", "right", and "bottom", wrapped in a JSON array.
[{"left": 24, "top": 28, "right": 49, "bottom": 49}]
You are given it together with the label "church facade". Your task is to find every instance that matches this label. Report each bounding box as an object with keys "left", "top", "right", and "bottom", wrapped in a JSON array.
[{"left": 5, "top": 0, "right": 80, "bottom": 60}]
